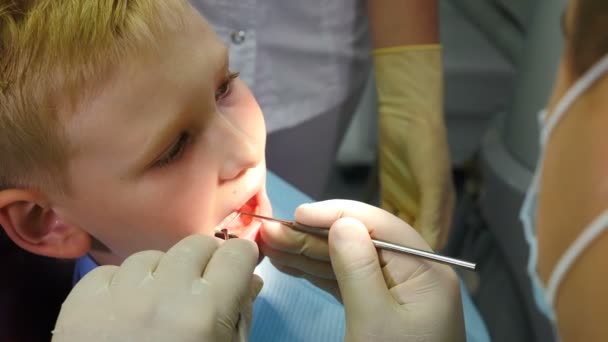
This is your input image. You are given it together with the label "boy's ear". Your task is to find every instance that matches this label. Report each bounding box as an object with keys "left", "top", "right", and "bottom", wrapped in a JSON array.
[{"left": 0, "top": 189, "right": 91, "bottom": 259}]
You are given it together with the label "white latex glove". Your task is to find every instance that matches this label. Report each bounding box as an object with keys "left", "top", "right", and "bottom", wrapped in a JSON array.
[
  {"left": 305, "top": 200, "right": 466, "bottom": 341},
  {"left": 258, "top": 209, "right": 338, "bottom": 298},
  {"left": 260, "top": 199, "right": 465, "bottom": 341},
  {"left": 52, "top": 235, "right": 262, "bottom": 342}
]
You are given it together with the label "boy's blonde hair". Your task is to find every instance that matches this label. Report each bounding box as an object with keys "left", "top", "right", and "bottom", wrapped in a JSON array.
[{"left": 0, "top": 0, "right": 188, "bottom": 192}]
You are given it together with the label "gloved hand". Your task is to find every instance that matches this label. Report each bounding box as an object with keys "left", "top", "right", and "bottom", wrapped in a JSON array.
[
  {"left": 258, "top": 206, "right": 338, "bottom": 299},
  {"left": 374, "top": 44, "right": 454, "bottom": 249},
  {"left": 302, "top": 200, "right": 466, "bottom": 341},
  {"left": 259, "top": 198, "right": 463, "bottom": 319},
  {"left": 52, "top": 235, "right": 262, "bottom": 342}
]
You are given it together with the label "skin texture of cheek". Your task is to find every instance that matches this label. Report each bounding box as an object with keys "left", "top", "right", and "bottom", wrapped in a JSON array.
[
  {"left": 56, "top": 166, "right": 221, "bottom": 263},
  {"left": 59, "top": 93, "right": 268, "bottom": 265}
]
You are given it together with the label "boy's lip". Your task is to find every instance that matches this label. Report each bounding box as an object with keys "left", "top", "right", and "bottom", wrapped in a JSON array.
[
  {"left": 216, "top": 169, "right": 271, "bottom": 240},
  {"left": 215, "top": 190, "right": 271, "bottom": 241}
]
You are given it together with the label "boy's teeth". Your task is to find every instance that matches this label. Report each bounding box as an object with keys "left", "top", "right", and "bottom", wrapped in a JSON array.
[
  {"left": 215, "top": 195, "right": 258, "bottom": 234},
  {"left": 216, "top": 212, "right": 238, "bottom": 230}
]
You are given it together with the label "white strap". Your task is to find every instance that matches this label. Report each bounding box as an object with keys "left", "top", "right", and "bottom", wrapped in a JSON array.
[
  {"left": 541, "top": 54, "right": 608, "bottom": 146},
  {"left": 546, "top": 210, "right": 608, "bottom": 306}
]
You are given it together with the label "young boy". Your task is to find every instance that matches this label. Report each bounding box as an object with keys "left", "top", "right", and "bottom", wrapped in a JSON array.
[{"left": 0, "top": 1, "right": 487, "bottom": 340}]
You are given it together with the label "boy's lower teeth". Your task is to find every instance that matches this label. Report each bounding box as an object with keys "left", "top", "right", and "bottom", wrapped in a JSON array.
[
  {"left": 217, "top": 195, "right": 259, "bottom": 237},
  {"left": 223, "top": 211, "right": 254, "bottom": 233}
]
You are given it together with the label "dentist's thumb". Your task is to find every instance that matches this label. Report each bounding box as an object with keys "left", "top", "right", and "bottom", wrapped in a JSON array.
[{"left": 328, "top": 217, "right": 392, "bottom": 319}]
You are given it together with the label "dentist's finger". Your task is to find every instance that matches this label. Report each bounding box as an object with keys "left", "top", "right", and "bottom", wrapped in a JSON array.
[
  {"left": 203, "top": 238, "right": 259, "bottom": 324},
  {"left": 259, "top": 240, "right": 335, "bottom": 279},
  {"left": 296, "top": 200, "right": 431, "bottom": 252},
  {"left": 259, "top": 220, "right": 330, "bottom": 260},
  {"left": 154, "top": 235, "right": 219, "bottom": 285},
  {"left": 329, "top": 217, "right": 392, "bottom": 316},
  {"left": 64, "top": 265, "right": 118, "bottom": 303},
  {"left": 111, "top": 250, "right": 164, "bottom": 288}
]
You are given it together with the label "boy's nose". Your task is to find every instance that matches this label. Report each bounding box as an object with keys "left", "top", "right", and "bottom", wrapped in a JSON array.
[{"left": 211, "top": 115, "right": 261, "bottom": 182}]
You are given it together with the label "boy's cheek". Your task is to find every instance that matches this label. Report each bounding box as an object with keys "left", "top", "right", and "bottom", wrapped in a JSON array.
[{"left": 75, "top": 205, "right": 219, "bottom": 259}]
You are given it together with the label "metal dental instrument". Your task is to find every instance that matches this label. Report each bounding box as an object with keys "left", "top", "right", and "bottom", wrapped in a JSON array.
[
  {"left": 239, "top": 212, "right": 476, "bottom": 271},
  {"left": 213, "top": 212, "right": 249, "bottom": 342},
  {"left": 214, "top": 212, "right": 241, "bottom": 240}
]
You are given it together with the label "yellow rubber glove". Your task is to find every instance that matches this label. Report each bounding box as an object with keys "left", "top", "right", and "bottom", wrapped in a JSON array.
[{"left": 374, "top": 44, "right": 454, "bottom": 250}]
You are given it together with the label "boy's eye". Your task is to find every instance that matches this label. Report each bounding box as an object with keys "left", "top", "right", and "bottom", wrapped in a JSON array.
[
  {"left": 153, "top": 132, "right": 191, "bottom": 168},
  {"left": 215, "top": 71, "right": 239, "bottom": 101}
]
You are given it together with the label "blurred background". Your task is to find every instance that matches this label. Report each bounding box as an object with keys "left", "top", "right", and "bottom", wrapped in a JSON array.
[{"left": 327, "top": 1, "right": 562, "bottom": 341}]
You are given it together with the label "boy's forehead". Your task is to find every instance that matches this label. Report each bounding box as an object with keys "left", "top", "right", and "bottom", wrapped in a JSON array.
[
  {"left": 77, "top": 9, "right": 223, "bottom": 111},
  {"left": 64, "top": 9, "right": 226, "bottom": 157}
]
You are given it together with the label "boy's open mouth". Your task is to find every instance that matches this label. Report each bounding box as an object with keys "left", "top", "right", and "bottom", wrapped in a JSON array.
[{"left": 215, "top": 193, "right": 262, "bottom": 241}]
